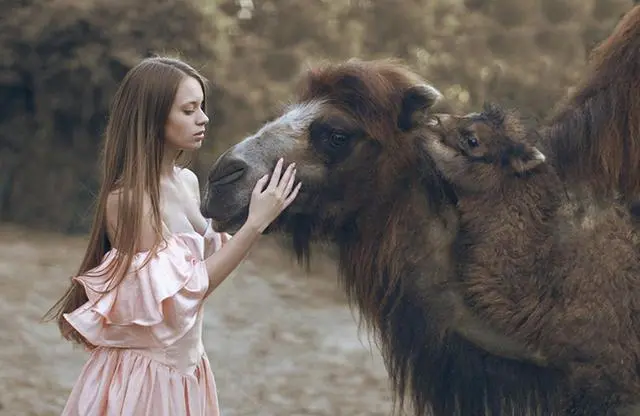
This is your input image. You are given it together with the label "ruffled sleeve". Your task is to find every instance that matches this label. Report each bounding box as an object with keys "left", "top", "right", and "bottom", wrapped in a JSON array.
[{"left": 63, "top": 234, "right": 209, "bottom": 349}]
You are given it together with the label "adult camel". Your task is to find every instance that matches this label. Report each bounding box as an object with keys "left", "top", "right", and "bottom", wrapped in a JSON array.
[{"left": 202, "top": 6, "right": 640, "bottom": 415}]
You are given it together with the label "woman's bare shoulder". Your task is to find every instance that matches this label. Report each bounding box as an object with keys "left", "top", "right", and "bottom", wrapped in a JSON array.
[{"left": 176, "top": 166, "right": 201, "bottom": 200}]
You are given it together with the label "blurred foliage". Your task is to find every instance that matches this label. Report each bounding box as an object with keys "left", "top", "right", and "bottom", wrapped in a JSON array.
[
  {"left": 0, "top": 0, "right": 635, "bottom": 233},
  {"left": 0, "top": 0, "right": 222, "bottom": 232}
]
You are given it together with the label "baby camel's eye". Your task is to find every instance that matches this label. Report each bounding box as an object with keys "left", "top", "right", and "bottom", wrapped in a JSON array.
[{"left": 460, "top": 130, "right": 479, "bottom": 148}]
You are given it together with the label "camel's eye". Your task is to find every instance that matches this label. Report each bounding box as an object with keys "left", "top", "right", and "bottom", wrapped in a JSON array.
[
  {"left": 328, "top": 131, "right": 349, "bottom": 149},
  {"left": 309, "top": 119, "right": 357, "bottom": 163},
  {"left": 459, "top": 130, "right": 479, "bottom": 149}
]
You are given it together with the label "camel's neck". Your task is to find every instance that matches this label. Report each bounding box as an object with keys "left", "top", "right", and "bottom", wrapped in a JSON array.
[
  {"left": 337, "top": 185, "right": 459, "bottom": 333},
  {"left": 332, "top": 185, "right": 460, "bottom": 413},
  {"left": 460, "top": 170, "right": 560, "bottom": 270}
]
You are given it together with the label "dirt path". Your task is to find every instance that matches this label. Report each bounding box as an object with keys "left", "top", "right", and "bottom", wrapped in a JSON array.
[{"left": 0, "top": 224, "right": 393, "bottom": 416}]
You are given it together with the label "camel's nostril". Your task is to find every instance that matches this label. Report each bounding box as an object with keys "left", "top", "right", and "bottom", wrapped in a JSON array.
[{"left": 209, "top": 159, "right": 247, "bottom": 186}]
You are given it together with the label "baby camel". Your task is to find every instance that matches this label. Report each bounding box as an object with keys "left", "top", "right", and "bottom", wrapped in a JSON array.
[{"left": 425, "top": 103, "right": 640, "bottom": 410}]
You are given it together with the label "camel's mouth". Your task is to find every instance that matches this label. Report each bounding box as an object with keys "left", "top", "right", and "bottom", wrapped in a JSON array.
[{"left": 209, "top": 208, "right": 248, "bottom": 234}]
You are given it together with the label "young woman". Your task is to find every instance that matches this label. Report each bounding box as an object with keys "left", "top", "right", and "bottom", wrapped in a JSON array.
[{"left": 44, "top": 56, "right": 301, "bottom": 415}]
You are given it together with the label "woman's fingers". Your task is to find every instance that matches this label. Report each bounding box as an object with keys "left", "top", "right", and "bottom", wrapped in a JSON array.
[
  {"left": 266, "top": 158, "right": 284, "bottom": 191},
  {"left": 252, "top": 174, "right": 269, "bottom": 195},
  {"left": 282, "top": 168, "right": 296, "bottom": 197},
  {"left": 255, "top": 159, "right": 299, "bottom": 210},
  {"left": 284, "top": 182, "right": 302, "bottom": 207},
  {"left": 276, "top": 163, "right": 296, "bottom": 195}
]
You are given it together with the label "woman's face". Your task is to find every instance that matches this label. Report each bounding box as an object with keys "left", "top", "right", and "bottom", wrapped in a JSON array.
[{"left": 164, "top": 76, "right": 209, "bottom": 151}]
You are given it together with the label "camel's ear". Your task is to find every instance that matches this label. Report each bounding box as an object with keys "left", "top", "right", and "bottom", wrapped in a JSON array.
[
  {"left": 398, "top": 84, "right": 443, "bottom": 131},
  {"left": 510, "top": 146, "right": 546, "bottom": 173}
]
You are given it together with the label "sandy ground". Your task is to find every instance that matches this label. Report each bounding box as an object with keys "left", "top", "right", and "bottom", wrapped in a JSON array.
[{"left": 0, "top": 224, "right": 394, "bottom": 416}]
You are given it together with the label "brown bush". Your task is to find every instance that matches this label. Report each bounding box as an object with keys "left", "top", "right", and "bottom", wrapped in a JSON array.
[
  {"left": 0, "top": 0, "right": 220, "bottom": 233},
  {"left": 488, "top": 0, "right": 539, "bottom": 27},
  {"left": 540, "top": 0, "right": 587, "bottom": 23},
  {"left": 211, "top": 0, "right": 632, "bottom": 139},
  {"left": 0, "top": 0, "right": 635, "bottom": 233},
  {"left": 534, "top": 26, "right": 586, "bottom": 64},
  {"left": 593, "top": 0, "right": 633, "bottom": 19},
  {"left": 487, "top": 28, "right": 538, "bottom": 59}
]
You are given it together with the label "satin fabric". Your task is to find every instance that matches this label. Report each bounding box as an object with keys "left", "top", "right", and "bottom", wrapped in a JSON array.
[{"left": 60, "top": 221, "right": 223, "bottom": 416}]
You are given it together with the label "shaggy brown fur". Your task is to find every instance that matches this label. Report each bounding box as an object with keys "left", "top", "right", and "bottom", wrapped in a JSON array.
[
  {"left": 426, "top": 103, "right": 640, "bottom": 411},
  {"left": 202, "top": 7, "right": 640, "bottom": 415},
  {"left": 205, "top": 59, "right": 567, "bottom": 415},
  {"left": 542, "top": 5, "right": 640, "bottom": 204}
]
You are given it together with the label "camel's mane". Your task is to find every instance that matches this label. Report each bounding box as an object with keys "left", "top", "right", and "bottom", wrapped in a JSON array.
[
  {"left": 284, "top": 59, "right": 468, "bottom": 414},
  {"left": 277, "top": 14, "right": 640, "bottom": 407},
  {"left": 544, "top": 5, "right": 640, "bottom": 201}
]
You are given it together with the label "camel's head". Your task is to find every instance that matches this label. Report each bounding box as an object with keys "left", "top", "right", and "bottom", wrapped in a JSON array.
[
  {"left": 425, "top": 103, "right": 547, "bottom": 193},
  {"left": 203, "top": 59, "right": 450, "bottom": 242}
]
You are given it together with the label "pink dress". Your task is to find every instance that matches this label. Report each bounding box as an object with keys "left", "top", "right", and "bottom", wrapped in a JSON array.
[{"left": 60, "top": 221, "right": 223, "bottom": 416}]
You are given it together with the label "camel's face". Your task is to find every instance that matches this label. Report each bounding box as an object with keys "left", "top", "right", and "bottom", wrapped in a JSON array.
[
  {"left": 202, "top": 60, "right": 444, "bottom": 234},
  {"left": 202, "top": 99, "right": 364, "bottom": 232}
]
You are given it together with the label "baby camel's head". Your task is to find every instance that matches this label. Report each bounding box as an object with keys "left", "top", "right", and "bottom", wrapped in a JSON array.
[{"left": 425, "top": 103, "right": 547, "bottom": 193}]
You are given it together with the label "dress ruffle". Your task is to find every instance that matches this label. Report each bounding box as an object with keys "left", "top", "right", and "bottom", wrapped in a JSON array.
[
  {"left": 60, "top": 202, "right": 225, "bottom": 415},
  {"left": 63, "top": 233, "right": 210, "bottom": 349}
]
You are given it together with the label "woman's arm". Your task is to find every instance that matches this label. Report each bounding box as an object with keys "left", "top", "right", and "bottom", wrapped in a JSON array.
[{"left": 201, "top": 220, "right": 261, "bottom": 296}]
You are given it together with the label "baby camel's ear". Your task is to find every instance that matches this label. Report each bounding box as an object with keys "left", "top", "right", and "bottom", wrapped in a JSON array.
[{"left": 510, "top": 145, "right": 546, "bottom": 173}]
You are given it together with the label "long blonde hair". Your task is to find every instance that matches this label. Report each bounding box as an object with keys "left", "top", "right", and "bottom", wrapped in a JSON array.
[{"left": 43, "top": 56, "right": 209, "bottom": 348}]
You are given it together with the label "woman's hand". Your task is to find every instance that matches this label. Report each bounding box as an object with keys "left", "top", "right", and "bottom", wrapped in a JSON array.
[{"left": 246, "top": 158, "right": 301, "bottom": 233}]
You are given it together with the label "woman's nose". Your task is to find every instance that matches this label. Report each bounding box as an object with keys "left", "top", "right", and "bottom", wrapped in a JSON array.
[{"left": 199, "top": 110, "right": 210, "bottom": 125}]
